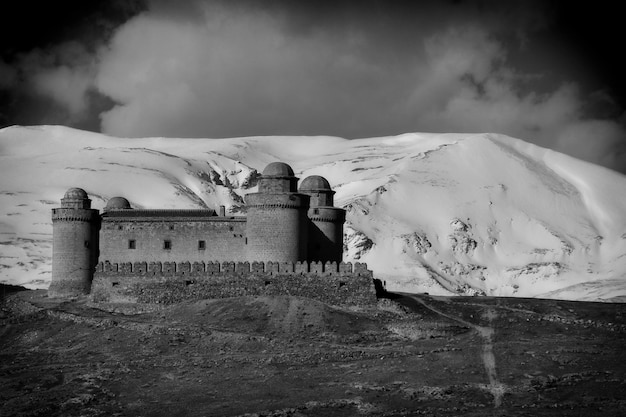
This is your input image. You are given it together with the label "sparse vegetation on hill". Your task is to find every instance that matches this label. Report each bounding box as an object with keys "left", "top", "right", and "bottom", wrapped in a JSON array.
[{"left": 1, "top": 290, "right": 625, "bottom": 416}]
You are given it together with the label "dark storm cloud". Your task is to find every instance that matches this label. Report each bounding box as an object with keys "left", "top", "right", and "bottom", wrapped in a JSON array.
[
  {"left": 95, "top": 0, "right": 550, "bottom": 138},
  {"left": 0, "top": 0, "right": 143, "bottom": 128},
  {"left": 1, "top": 0, "right": 626, "bottom": 173}
]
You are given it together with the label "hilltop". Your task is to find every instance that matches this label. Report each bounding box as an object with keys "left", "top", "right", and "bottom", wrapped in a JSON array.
[{"left": 1, "top": 289, "right": 625, "bottom": 416}]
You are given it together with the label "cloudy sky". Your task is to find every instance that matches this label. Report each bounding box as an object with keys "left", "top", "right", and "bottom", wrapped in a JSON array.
[{"left": 1, "top": 0, "right": 625, "bottom": 173}]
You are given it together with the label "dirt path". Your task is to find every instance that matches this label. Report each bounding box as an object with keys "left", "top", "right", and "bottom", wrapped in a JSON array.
[
  {"left": 478, "top": 308, "right": 506, "bottom": 407},
  {"left": 408, "top": 295, "right": 506, "bottom": 408}
]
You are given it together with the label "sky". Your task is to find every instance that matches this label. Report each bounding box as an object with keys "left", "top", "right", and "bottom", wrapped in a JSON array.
[{"left": 1, "top": 0, "right": 626, "bottom": 173}]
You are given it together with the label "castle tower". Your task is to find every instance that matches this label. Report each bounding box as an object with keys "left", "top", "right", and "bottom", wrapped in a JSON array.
[
  {"left": 299, "top": 175, "right": 345, "bottom": 263},
  {"left": 245, "top": 162, "right": 309, "bottom": 262},
  {"left": 49, "top": 188, "right": 100, "bottom": 297},
  {"left": 103, "top": 196, "right": 132, "bottom": 211}
]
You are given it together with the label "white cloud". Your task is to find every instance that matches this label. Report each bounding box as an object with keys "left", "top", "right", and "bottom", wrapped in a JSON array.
[
  {"left": 403, "top": 27, "right": 626, "bottom": 172},
  {"left": 95, "top": 9, "right": 395, "bottom": 138},
  {"left": 555, "top": 120, "right": 626, "bottom": 171},
  {"left": 8, "top": 1, "right": 619, "bottom": 172},
  {"left": 9, "top": 42, "right": 96, "bottom": 119},
  {"left": 30, "top": 65, "right": 94, "bottom": 115}
]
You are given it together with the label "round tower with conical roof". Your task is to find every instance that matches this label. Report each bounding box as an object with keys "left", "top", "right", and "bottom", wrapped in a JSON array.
[
  {"left": 299, "top": 175, "right": 345, "bottom": 263},
  {"left": 245, "top": 162, "right": 309, "bottom": 262},
  {"left": 49, "top": 188, "right": 100, "bottom": 298}
]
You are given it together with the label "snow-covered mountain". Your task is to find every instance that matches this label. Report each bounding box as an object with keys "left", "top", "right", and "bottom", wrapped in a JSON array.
[{"left": 1, "top": 125, "right": 626, "bottom": 302}]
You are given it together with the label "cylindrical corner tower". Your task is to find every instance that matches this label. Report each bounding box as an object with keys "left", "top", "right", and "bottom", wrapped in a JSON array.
[
  {"left": 245, "top": 162, "right": 309, "bottom": 262},
  {"left": 49, "top": 188, "right": 100, "bottom": 298},
  {"left": 299, "top": 175, "right": 345, "bottom": 263}
]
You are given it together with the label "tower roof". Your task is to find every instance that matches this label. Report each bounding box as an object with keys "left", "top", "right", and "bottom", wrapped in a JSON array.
[
  {"left": 105, "top": 196, "right": 132, "bottom": 210},
  {"left": 262, "top": 162, "right": 295, "bottom": 177},
  {"left": 64, "top": 187, "right": 88, "bottom": 200},
  {"left": 299, "top": 175, "right": 332, "bottom": 192}
]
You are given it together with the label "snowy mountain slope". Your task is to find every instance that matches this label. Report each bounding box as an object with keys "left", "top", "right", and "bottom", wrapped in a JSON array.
[{"left": 1, "top": 125, "right": 625, "bottom": 301}]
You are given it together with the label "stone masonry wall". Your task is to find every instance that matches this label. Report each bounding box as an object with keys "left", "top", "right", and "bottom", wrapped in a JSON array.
[
  {"left": 245, "top": 193, "right": 310, "bottom": 262},
  {"left": 91, "top": 261, "right": 376, "bottom": 306},
  {"left": 307, "top": 207, "right": 344, "bottom": 263},
  {"left": 49, "top": 208, "right": 100, "bottom": 297},
  {"left": 100, "top": 218, "right": 247, "bottom": 263}
]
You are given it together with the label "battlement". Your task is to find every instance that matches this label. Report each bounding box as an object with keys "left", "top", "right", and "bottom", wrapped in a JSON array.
[
  {"left": 91, "top": 260, "right": 376, "bottom": 306},
  {"left": 245, "top": 192, "right": 310, "bottom": 209},
  {"left": 101, "top": 209, "right": 232, "bottom": 220},
  {"left": 52, "top": 208, "right": 99, "bottom": 223},
  {"left": 95, "top": 260, "right": 372, "bottom": 278}
]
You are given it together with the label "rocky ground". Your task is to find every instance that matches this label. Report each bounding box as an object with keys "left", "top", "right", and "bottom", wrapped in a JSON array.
[{"left": 1, "top": 285, "right": 626, "bottom": 416}]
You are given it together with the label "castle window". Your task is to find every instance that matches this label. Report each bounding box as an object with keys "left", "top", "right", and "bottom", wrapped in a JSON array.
[
  {"left": 163, "top": 240, "right": 172, "bottom": 250},
  {"left": 229, "top": 226, "right": 234, "bottom": 231},
  {"left": 313, "top": 208, "right": 319, "bottom": 215},
  {"left": 169, "top": 225, "right": 175, "bottom": 230},
  {"left": 198, "top": 240, "right": 206, "bottom": 250},
  {"left": 128, "top": 239, "right": 136, "bottom": 249}
]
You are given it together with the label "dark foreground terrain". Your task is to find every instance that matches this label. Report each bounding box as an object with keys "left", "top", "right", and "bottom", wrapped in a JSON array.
[{"left": 1, "top": 286, "right": 625, "bottom": 417}]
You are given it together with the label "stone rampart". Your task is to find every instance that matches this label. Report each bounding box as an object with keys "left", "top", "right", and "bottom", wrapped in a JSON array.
[
  {"left": 91, "top": 261, "right": 376, "bottom": 306},
  {"left": 95, "top": 260, "right": 371, "bottom": 277}
]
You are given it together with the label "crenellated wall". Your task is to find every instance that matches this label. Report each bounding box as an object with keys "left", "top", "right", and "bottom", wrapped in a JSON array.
[
  {"left": 91, "top": 261, "right": 376, "bottom": 306},
  {"left": 95, "top": 260, "right": 370, "bottom": 276}
]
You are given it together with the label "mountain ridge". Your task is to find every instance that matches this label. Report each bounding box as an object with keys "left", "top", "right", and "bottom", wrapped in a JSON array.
[{"left": 1, "top": 125, "right": 625, "bottom": 301}]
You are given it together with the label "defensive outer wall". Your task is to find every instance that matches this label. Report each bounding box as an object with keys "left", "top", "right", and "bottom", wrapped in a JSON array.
[
  {"left": 50, "top": 161, "right": 377, "bottom": 305},
  {"left": 91, "top": 261, "right": 376, "bottom": 305}
]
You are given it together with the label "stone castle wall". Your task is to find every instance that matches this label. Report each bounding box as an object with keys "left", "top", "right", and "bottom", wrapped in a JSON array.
[
  {"left": 50, "top": 163, "right": 369, "bottom": 305},
  {"left": 245, "top": 193, "right": 310, "bottom": 262},
  {"left": 307, "top": 207, "right": 344, "bottom": 262},
  {"left": 49, "top": 207, "right": 100, "bottom": 297},
  {"left": 100, "top": 216, "right": 247, "bottom": 263},
  {"left": 91, "top": 261, "right": 376, "bottom": 306}
]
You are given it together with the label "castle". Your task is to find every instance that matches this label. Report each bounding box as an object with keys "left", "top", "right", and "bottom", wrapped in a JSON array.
[{"left": 49, "top": 162, "right": 377, "bottom": 305}]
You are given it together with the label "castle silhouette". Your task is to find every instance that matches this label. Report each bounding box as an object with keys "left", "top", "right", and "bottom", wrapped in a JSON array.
[{"left": 49, "top": 162, "right": 376, "bottom": 305}]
